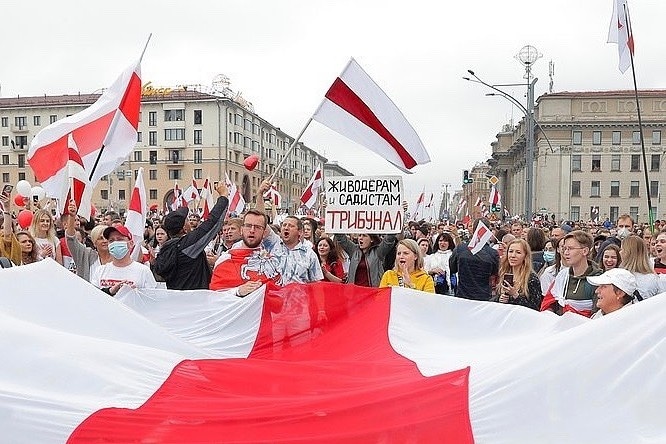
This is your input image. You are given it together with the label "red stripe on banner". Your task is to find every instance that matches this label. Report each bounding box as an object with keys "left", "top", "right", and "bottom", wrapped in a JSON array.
[
  {"left": 72, "top": 111, "right": 117, "bottom": 157},
  {"left": 119, "top": 72, "right": 142, "bottom": 130},
  {"left": 128, "top": 186, "right": 142, "bottom": 213},
  {"left": 68, "top": 283, "right": 473, "bottom": 443},
  {"left": 29, "top": 135, "right": 68, "bottom": 182},
  {"left": 300, "top": 185, "right": 314, "bottom": 205},
  {"left": 325, "top": 78, "right": 417, "bottom": 170}
]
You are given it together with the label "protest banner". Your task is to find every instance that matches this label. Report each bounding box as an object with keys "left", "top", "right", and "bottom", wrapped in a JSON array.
[{"left": 325, "top": 175, "right": 403, "bottom": 234}]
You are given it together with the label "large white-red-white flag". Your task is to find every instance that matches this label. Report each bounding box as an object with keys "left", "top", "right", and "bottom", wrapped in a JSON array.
[
  {"left": 299, "top": 166, "right": 323, "bottom": 209},
  {"left": 28, "top": 59, "right": 142, "bottom": 194},
  {"left": 313, "top": 58, "right": 430, "bottom": 173},
  {"left": 125, "top": 167, "right": 146, "bottom": 261},
  {"left": 2, "top": 260, "right": 664, "bottom": 442},
  {"left": 608, "top": 0, "right": 634, "bottom": 73},
  {"left": 224, "top": 173, "right": 245, "bottom": 215},
  {"left": 468, "top": 219, "right": 493, "bottom": 255}
]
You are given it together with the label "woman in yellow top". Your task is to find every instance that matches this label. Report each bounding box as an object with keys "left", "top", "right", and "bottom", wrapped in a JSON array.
[{"left": 379, "top": 239, "right": 435, "bottom": 293}]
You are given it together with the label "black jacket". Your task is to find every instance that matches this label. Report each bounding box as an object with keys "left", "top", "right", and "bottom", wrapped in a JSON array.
[{"left": 449, "top": 243, "right": 499, "bottom": 301}]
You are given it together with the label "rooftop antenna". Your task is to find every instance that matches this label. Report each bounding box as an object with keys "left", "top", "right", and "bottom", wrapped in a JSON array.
[{"left": 549, "top": 60, "right": 555, "bottom": 93}]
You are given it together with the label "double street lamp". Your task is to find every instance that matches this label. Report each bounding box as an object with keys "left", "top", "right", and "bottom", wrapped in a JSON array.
[{"left": 463, "top": 45, "right": 541, "bottom": 222}]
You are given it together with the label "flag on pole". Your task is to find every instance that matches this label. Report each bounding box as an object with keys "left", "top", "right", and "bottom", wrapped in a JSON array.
[
  {"left": 425, "top": 193, "right": 434, "bottom": 208},
  {"left": 224, "top": 174, "right": 246, "bottom": 215},
  {"left": 300, "top": 166, "right": 323, "bottom": 209},
  {"left": 608, "top": 0, "right": 634, "bottom": 73},
  {"left": 200, "top": 177, "right": 215, "bottom": 220},
  {"left": 3, "top": 260, "right": 665, "bottom": 442},
  {"left": 125, "top": 167, "right": 146, "bottom": 261},
  {"left": 489, "top": 185, "right": 501, "bottom": 209},
  {"left": 474, "top": 196, "right": 482, "bottom": 207},
  {"left": 28, "top": 59, "right": 142, "bottom": 191},
  {"left": 312, "top": 58, "right": 430, "bottom": 173},
  {"left": 468, "top": 220, "right": 493, "bottom": 255},
  {"left": 63, "top": 134, "right": 94, "bottom": 219},
  {"left": 413, "top": 189, "right": 425, "bottom": 220},
  {"left": 182, "top": 177, "right": 200, "bottom": 203},
  {"left": 456, "top": 199, "right": 467, "bottom": 215},
  {"left": 263, "top": 183, "right": 282, "bottom": 208},
  {"left": 171, "top": 181, "right": 183, "bottom": 211},
  {"left": 504, "top": 207, "right": 511, "bottom": 218}
]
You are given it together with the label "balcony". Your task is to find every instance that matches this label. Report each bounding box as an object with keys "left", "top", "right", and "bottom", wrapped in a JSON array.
[{"left": 11, "top": 124, "right": 29, "bottom": 133}]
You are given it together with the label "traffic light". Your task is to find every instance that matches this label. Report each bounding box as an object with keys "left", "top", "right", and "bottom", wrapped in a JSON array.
[{"left": 463, "top": 170, "right": 473, "bottom": 184}]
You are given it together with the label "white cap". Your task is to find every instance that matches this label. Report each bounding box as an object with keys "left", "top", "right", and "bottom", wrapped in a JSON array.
[{"left": 587, "top": 268, "right": 637, "bottom": 296}]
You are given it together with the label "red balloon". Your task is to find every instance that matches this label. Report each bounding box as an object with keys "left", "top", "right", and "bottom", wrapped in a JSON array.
[
  {"left": 243, "top": 154, "right": 259, "bottom": 171},
  {"left": 14, "top": 194, "right": 26, "bottom": 207},
  {"left": 17, "top": 210, "right": 33, "bottom": 229}
]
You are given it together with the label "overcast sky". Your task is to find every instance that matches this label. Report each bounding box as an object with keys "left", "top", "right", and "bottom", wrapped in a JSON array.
[{"left": 2, "top": 0, "right": 664, "bottom": 206}]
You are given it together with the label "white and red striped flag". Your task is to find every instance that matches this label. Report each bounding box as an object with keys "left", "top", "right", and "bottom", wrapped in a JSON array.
[
  {"left": 313, "top": 58, "right": 430, "bottom": 173},
  {"left": 425, "top": 193, "right": 434, "bottom": 208},
  {"left": 200, "top": 177, "right": 215, "bottom": 220},
  {"left": 608, "top": 0, "right": 634, "bottom": 73},
  {"left": 2, "top": 260, "right": 664, "bottom": 442},
  {"left": 28, "top": 59, "right": 142, "bottom": 192},
  {"left": 125, "top": 167, "right": 146, "bottom": 261},
  {"left": 63, "top": 133, "right": 93, "bottom": 219},
  {"left": 474, "top": 196, "right": 482, "bottom": 207},
  {"left": 171, "top": 181, "right": 184, "bottom": 211},
  {"left": 224, "top": 173, "right": 245, "bottom": 215},
  {"left": 468, "top": 219, "right": 493, "bottom": 255},
  {"left": 263, "top": 183, "right": 282, "bottom": 208},
  {"left": 182, "top": 177, "right": 200, "bottom": 203},
  {"left": 299, "top": 166, "right": 323, "bottom": 209},
  {"left": 489, "top": 185, "right": 501, "bottom": 209}
]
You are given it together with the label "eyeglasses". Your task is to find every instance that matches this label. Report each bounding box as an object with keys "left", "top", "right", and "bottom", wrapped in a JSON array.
[
  {"left": 242, "top": 223, "right": 265, "bottom": 231},
  {"left": 561, "top": 246, "right": 586, "bottom": 252}
]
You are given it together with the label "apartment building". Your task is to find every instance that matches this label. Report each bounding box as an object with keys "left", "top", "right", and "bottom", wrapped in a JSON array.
[{"left": 0, "top": 86, "right": 331, "bottom": 214}]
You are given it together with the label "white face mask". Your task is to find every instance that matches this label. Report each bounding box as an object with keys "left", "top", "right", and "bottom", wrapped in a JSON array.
[{"left": 617, "top": 228, "right": 630, "bottom": 240}]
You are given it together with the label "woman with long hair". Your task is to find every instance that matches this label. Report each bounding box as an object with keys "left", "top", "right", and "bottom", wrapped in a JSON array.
[
  {"left": 497, "top": 238, "right": 542, "bottom": 310},
  {"left": 380, "top": 239, "right": 435, "bottom": 293},
  {"left": 424, "top": 232, "right": 455, "bottom": 295},
  {"left": 600, "top": 244, "right": 621, "bottom": 271},
  {"left": 316, "top": 237, "right": 345, "bottom": 283},
  {"left": 16, "top": 231, "right": 40, "bottom": 265},
  {"left": 335, "top": 232, "right": 397, "bottom": 287},
  {"left": 620, "top": 235, "right": 660, "bottom": 300},
  {"left": 29, "top": 209, "right": 63, "bottom": 265}
]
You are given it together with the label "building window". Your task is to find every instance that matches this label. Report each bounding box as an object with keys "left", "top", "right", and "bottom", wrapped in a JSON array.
[
  {"left": 234, "top": 114, "right": 242, "bottom": 126},
  {"left": 611, "top": 154, "right": 621, "bottom": 171},
  {"left": 1, "top": 136, "right": 8, "bottom": 147},
  {"left": 14, "top": 116, "right": 27, "bottom": 129},
  {"left": 164, "top": 109, "right": 185, "bottom": 122},
  {"left": 170, "top": 150, "right": 180, "bottom": 163},
  {"left": 50, "top": 115, "right": 57, "bottom": 124},
  {"left": 572, "top": 131, "right": 582, "bottom": 145},
  {"left": 632, "top": 131, "right": 641, "bottom": 145},
  {"left": 591, "top": 155, "right": 601, "bottom": 172},
  {"left": 610, "top": 181, "right": 620, "bottom": 197},
  {"left": 1, "top": 155, "right": 8, "bottom": 164},
  {"left": 17, "top": 172, "right": 25, "bottom": 181},
  {"left": 653, "top": 130, "right": 661, "bottom": 145},
  {"left": 149, "top": 111, "right": 157, "bottom": 126},
  {"left": 610, "top": 206, "right": 619, "bottom": 222},
  {"left": 244, "top": 119, "right": 252, "bottom": 131},
  {"left": 118, "top": 189, "right": 126, "bottom": 200},
  {"left": 592, "top": 131, "right": 601, "bottom": 145},
  {"left": 194, "top": 110, "right": 202, "bottom": 125},
  {"left": 149, "top": 189, "right": 158, "bottom": 200},
  {"left": 149, "top": 150, "right": 157, "bottom": 165},
  {"left": 244, "top": 137, "right": 251, "bottom": 148},
  {"left": 15, "top": 136, "right": 27, "bottom": 149},
  {"left": 650, "top": 180, "right": 659, "bottom": 198},
  {"left": 630, "top": 181, "right": 640, "bottom": 197},
  {"left": 630, "top": 154, "right": 640, "bottom": 171},
  {"left": 101, "top": 190, "right": 108, "bottom": 200},
  {"left": 591, "top": 181, "right": 600, "bottom": 197},
  {"left": 149, "top": 169, "right": 157, "bottom": 180},
  {"left": 17, "top": 154, "right": 25, "bottom": 168},
  {"left": 571, "top": 181, "right": 581, "bottom": 197},
  {"left": 651, "top": 154, "right": 660, "bottom": 171},
  {"left": 137, "top": 132, "right": 142, "bottom": 143},
  {"left": 164, "top": 128, "right": 185, "bottom": 141},
  {"left": 194, "top": 169, "right": 202, "bottom": 180},
  {"left": 1, "top": 172, "right": 8, "bottom": 183},
  {"left": 169, "top": 169, "right": 182, "bottom": 180},
  {"left": 194, "top": 149, "right": 202, "bottom": 164},
  {"left": 132, "top": 151, "right": 141, "bottom": 162},
  {"left": 572, "top": 155, "right": 582, "bottom": 171},
  {"left": 612, "top": 131, "right": 621, "bottom": 145},
  {"left": 571, "top": 206, "right": 580, "bottom": 222},
  {"left": 33, "top": 116, "right": 41, "bottom": 126},
  {"left": 193, "top": 129, "right": 202, "bottom": 145},
  {"left": 1, "top": 117, "right": 7, "bottom": 127},
  {"left": 629, "top": 206, "right": 639, "bottom": 223},
  {"left": 149, "top": 131, "right": 157, "bottom": 146}
]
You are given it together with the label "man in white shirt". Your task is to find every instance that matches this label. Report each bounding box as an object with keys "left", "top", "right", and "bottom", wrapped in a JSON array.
[{"left": 91, "top": 225, "right": 157, "bottom": 296}]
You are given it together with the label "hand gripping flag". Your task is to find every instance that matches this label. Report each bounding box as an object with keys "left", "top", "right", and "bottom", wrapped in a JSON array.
[
  {"left": 28, "top": 59, "right": 142, "bottom": 192},
  {"left": 607, "top": 0, "right": 634, "bottom": 73},
  {"left": 313, "top": 58, "right": 430, "bottom": 173},
  {"left": 2, "top": 260, "right": 665, "bottom": 442},
  {"left": 224, "top": 173, "right": 246, "bottom": 215},
  {"left": 125, "top": 167, "right": 146, "bottom": 261},
  {"left": 299, "top": 166, "right": 323, "bottom": 209},
  {"left": 468, "top": 219, "right": 493, "bottom": 255}
]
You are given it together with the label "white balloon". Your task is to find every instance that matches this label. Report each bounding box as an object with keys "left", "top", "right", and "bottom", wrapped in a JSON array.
[
  {"left": 31, "top": 186, "right": 46, "bottom": 202},
  {"left": 16, "top": 180, "right": 32, "bottom": 197}
]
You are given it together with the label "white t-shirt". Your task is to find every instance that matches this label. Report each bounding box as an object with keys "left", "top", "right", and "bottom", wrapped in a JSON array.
[{"left": 91, "top": 261, "right": 157, "bottom": 290}]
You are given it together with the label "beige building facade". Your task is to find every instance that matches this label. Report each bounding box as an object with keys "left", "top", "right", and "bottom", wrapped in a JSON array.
[
  {"left": 0, "top": 87, "right": 334, "bottom": 214},
  {"left": 489, "top": 90, "right": 666, "bottom": 224}
]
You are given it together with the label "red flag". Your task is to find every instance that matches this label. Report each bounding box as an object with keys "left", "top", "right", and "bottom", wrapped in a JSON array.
[
  {"left": 299, "top": 166, "right": 323, "bottom": 209},
  {"left": 125, "top": 167, "right": 146, "bottom": 260},
  {"left": 28, "top": 59, "right": 141, "bottom": 190},
  {"left": 313, "top": 59, "right": 430, "bottom": 173},
  {"left": 608, "top": 0, "right": 634, "bottom": 73}
]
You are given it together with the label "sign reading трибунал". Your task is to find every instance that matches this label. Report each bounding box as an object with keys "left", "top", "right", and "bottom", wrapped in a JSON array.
[{"left": 325, "top": 176, "right": 403, "bottom": 234}]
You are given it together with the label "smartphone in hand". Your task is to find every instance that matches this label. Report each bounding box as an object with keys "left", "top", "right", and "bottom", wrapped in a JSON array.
[{"left": 503, "top": 273, "right": 514, "bottom": 287}]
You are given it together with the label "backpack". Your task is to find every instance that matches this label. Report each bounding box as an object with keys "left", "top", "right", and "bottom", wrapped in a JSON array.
[{"left": 154, "top": 238, "right": 181, "bottom": 280}]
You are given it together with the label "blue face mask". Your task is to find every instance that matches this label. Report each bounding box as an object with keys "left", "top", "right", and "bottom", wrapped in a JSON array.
[
  {"left": 108, "top": 240, "right": 130, "bottom": 260},
  {"left": 543, "top": 251, "right": 556, "bottom": 263}
]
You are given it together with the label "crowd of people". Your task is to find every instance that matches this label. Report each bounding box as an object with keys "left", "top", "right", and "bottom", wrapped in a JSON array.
[{"left": 2, "top": 183, "right": 665, "bottom": 321}]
